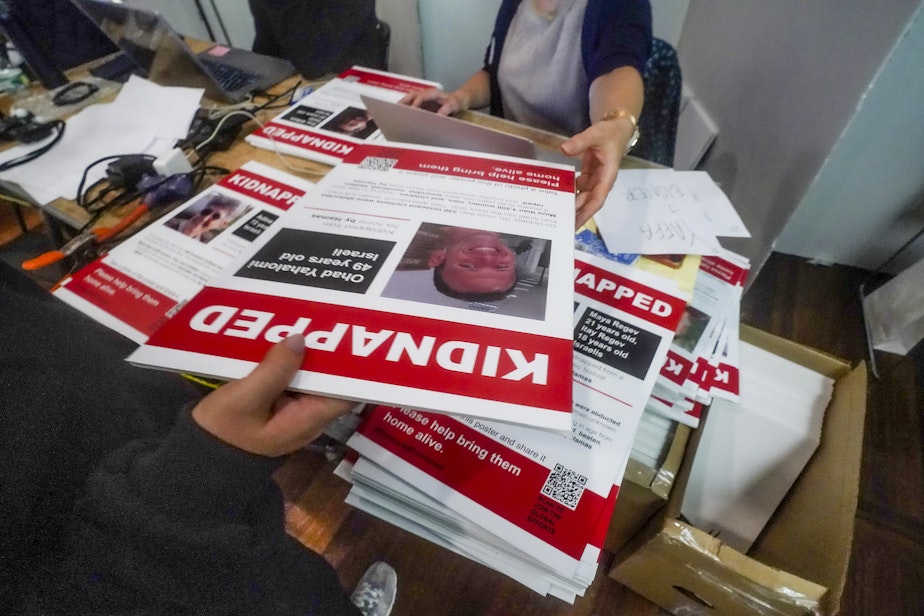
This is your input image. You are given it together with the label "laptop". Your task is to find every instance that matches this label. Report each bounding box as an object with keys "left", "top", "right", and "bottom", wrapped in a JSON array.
[
  {"left": 72, "top": 0, "right": 295, "bottom": 103},
  {"left": 360, "top": 95, "right": 579, "bottom": 167}
]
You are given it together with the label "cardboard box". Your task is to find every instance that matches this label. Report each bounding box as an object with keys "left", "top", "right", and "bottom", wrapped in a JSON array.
[
  {"left": 609, "top": 325, "right": 867, "bottom": 615},
  {"left": 604, "top": 422, "right": 691, "bottom": 554}
]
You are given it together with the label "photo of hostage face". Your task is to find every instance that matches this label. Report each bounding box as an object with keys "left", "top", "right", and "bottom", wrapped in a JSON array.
[
  {"left": 179, "top": 203, "right": 236, "bottom": 239},
  {"left": 338, "top": 112, "right": 370, "bottom": 135},
  {"left": 324, "top": 107, "right": 377, "bottom": 138},
  {"left": 165, "top": 194, "right": 242, "bottom": 243},
  {"left": 429, "top": 228, "right": 518, "bottom": 301}
]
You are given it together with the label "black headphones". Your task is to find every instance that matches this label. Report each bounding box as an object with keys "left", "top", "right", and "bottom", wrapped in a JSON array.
[{"left": 51, "top": 80, "right": 100, "bottom": 106}]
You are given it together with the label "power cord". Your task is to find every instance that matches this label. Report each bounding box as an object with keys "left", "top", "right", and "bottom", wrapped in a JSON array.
[
  {"left": 26, "top": 84, "right": 321, "bottom": 272},
  {"left": 191, "top": 108, "right": 326, "bottom": 179},
  {"left": 74, "top": 154, "right": 156, "bottom": 212}
]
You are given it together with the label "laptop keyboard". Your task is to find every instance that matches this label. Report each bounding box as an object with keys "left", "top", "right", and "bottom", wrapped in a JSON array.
[{"left": 200, "top": 59, "right": 259, "bottom": 92}]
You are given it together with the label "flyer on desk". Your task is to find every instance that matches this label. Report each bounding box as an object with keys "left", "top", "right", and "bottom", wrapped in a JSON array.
[
  {"left": 53, "top": 162, "right": 315, "bottom": 343},
  {"left": 246, "top": 66, "right": 441, "bottom": 166},
  {"left": 129, "top": 142, "right": 577, "bottom": 432}
]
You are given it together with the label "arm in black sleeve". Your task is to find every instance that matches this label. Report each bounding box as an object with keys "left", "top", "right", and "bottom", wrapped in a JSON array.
[{"left": 36, "top": 410, "right": 360, "bottom": 616}]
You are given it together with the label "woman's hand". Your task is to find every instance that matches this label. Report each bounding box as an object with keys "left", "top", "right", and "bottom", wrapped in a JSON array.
[
  {"left": 561, "top": 117, "right": 635, "bottom": 229},
  {"left": 191, "top": 335, "right": 355, "bottom": 457},
  {"left": 399, "top": 88, "right": 464, "bottom": 116},
  {"left": 400, "top": 71, "right": 491, "bottom": 117},
  {"left": 566, "top": 66, "right": 644, "bottom": 229}
]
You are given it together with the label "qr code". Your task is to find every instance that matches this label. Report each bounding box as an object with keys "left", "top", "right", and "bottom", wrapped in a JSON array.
[
  {"left": 359, "top": 156, "right": 397, "bottom": 171},
  {"left": 540, "top": 463, "right": 587, "bottom": 510}
]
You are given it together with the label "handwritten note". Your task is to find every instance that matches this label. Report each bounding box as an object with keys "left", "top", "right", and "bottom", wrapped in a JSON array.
[{"left": 593, "top": 169, "right": 747, "bottom": 255}]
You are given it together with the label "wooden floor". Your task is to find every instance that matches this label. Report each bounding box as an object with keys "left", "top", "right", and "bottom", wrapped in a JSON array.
[
  {"left": 3, "top": 217, "right": 921, "bottom": 614},
  {"left": 273, "top": 252, "right": 924, "bottom": 615}
]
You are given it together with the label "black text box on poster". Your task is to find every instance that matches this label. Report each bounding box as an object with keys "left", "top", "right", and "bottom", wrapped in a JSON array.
[
  {"left": 573, "top": 308, "right": 659, "bottom": 379},
  {"left": 236, "top": 228, "right": 395, "bottom": 294}
]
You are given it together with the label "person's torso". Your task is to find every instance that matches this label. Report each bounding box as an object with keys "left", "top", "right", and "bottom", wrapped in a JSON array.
[{"left": 497, "top": 0, "right": 590, "bottom": 135}]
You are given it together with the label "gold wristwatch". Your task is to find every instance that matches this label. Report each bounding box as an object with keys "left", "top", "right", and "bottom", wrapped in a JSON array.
[{"left": 601, "top": 109, "right": 640, "bottom": 155}]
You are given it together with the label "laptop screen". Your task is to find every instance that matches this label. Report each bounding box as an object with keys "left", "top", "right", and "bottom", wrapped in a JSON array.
[
  {"left": 0, "top": 0, "right": 121, "bottom": 88},
  {"left": 73, "top": 0, "right": 219, "bottom": 95},
  {"left": 361, "top": 95, "right": 579, "bottom": 166}
]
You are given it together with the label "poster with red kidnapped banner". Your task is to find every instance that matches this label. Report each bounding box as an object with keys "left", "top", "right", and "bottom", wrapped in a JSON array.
[
  {"left": 53, "top": 161, "right": 315, "bottom": 343},
  {"left": 652, "top": 249, "right": 749, "bottom": 406},
  {"left": 246, "top": 66, "right": 442, "bottom": 166},
  {"left": 129, "top": 141, "right": 578, "bottom": 432}
]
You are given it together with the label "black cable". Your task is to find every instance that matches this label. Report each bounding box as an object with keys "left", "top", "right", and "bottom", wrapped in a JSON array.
[
  {"left": 80, "top": 157, "right": 226, "bottom": 229},
  {"left": 0, "top": 120, "right": 65, "bottom": 171},
  {"left": 52, "top": 81, "right": 99, "bottom": 106},
  {"left": 75, "top": 154, "right": 155, "bottom": 210},
  {"left": 255, "top": 81, "right": 303, "bottom": 110},
  {"left": 93, "top": 164, "right": 229, "bottom": 247},
  {"left": 81, "top": 182, "right": 119, "bottom": 214}
]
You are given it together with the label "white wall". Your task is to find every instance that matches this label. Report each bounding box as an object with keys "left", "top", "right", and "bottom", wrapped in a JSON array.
[
  {"left": 376, "top": 0, "right": 424, "bottom": 77},
  {"left": 650, "top": 0, "right": 689, "bottom": 49},
  {"left": 676, "top": 0, "right": 923, "bottom": 277},
  {"left": 418, "top": 0, "right": 499, "bottom": 92},
  {"left": 775, "top": 5, "right": 924, "bottom": 273},
  {"left": 123, "top": 0, "right": 238, "bottom": 44}
]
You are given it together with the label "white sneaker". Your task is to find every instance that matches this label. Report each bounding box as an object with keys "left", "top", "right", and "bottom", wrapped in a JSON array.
[{"left": 350, "top": 561, "right": 397, "bottom": 616}]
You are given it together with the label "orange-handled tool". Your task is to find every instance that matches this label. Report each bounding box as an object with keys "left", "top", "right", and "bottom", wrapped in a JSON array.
[
  {"left": 21, "top": 229, "right": 104, "bottom": 271},
  {"left": 21, "top": 204, "right": 148, "bottom": 271}
]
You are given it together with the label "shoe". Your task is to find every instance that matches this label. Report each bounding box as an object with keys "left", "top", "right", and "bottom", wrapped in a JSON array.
[{"left": 350, "top": 561, "right": 397, "bottom": 616}]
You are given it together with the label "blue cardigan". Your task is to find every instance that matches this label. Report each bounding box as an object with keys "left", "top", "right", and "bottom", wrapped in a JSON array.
[{"left": 483, "top": 0, "right": 652, "bottom": 120}]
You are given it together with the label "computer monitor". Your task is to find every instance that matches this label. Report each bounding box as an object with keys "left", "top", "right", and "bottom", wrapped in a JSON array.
[{"left": 0, "top": 0, "right": 121, "bottom": 89}]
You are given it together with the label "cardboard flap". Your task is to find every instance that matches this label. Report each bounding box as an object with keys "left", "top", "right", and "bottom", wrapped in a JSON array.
[
  {"left": 651, "top": 424, "right": 691, "bottom": 499},
  {"left": 614, "top": 520, "right": 826, "bottom": 615},
  {"left": 749, "top": 363, "right": 867, "bottom": 614},
  {"left": 612, "top": 328, "right": 865, "bottom": 615}
]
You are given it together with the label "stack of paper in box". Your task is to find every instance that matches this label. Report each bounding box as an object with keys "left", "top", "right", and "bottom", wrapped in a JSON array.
[
  {"left": 680, "top": 340, "right": 835, "bottom": 552},
  {"left": 246, "top": 66, "right": 441, "bottom": 166},
  {"left": 338, "top": 250, "right": 690, "bottom": 602}
]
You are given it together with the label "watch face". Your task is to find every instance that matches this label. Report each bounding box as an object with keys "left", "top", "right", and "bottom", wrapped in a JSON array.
[{"left": 626, "top": 127, "right": 640, "bottom": 154}]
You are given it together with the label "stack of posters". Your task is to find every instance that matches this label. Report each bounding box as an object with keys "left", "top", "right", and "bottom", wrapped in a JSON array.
[
  {"left": 128, "top": 141, "right": 579, "bottom": 432},
  {"left": 246, "top": 66, "right": 441, "bottom": 166},
  {"left": 338, "top": 249, "right": 689, "bottom": 601},
  {"left": 650, "top": 249, "right": 751, "bottom": 428},
  {"left": 52, "top": 161, "right": 315, "bottom": 343},
  {"left": 577, "top": 167, "right": 752, "bottom": 459}
]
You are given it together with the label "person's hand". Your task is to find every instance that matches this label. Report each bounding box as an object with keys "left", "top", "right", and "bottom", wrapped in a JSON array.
[
  {"left": 399, "top": 87, "right": 465, "bottom": 116},
  {"left": 561, "top": 118, "right": 635, "bottom": 230},
  {"left": 191, "top": 335, "right": 355, "bottom": 457}
]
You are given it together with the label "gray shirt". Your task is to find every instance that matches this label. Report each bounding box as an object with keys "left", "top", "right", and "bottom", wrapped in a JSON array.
[{"left": 497, "top": 0, "right": 589, "bottom": 136}]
